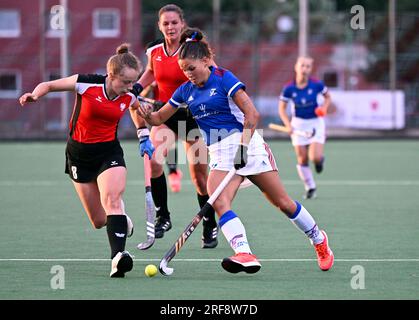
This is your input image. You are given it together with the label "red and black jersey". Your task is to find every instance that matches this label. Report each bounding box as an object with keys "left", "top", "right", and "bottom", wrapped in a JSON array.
[
  {"left": 69, "top": 74, "right": 136, "bottom": 143},
  {"left": 146, "top": 39, "right": 188, "bottom": 102}
]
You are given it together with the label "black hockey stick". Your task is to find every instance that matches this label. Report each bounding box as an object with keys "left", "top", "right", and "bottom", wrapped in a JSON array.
[{"left": 159, "top": 168, "right": 237, "bottom": 275}]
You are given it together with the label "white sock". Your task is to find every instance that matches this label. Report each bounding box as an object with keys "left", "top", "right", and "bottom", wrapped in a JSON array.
[
  {"left": 219, "top": 210, "right": 251, "bottom": 254},
  {"left": 296, "top": 164, "right": 316, "bottom": 190},
  {"left": 120, "top": 199, "right": 126, "bottom": 215},
  {"left": 120, "top": 199, "right": 134, "bottom": 235},
  {"left": 290, "top": 201, "right": 324, "bottom": 244}
]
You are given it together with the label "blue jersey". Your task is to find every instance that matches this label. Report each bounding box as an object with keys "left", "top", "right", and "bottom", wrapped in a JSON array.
[
  {"left": 280, "top": 78, "right": 328, "bottom": 119},
  {"left": 170, "top": 67, "right": 245, "bottom": 146}
]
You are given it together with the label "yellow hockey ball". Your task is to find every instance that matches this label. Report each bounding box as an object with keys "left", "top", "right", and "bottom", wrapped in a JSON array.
[{"left": 145, "top": 264, "right": 158, "bottom": 277}]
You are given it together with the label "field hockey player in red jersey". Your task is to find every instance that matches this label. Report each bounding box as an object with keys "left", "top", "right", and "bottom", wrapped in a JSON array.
[{"left": 19, "top": 43, "right": 154, "bottom": 278}]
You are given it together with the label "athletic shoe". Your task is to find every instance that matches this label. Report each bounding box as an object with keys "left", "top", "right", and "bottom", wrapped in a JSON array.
[
  {"left": 126, "top": 215, "right": 134, "bottom": 238},
  {"left": 168, "top": 169, "right": 183, "bottom": 193},
  {"left": 155, "top": 216, "right": 172, "bottom": 239},
  {"left": 313, "top": 230, "right": 334, "bottom": 271},
  {"left": 221, "top": 253, "right": 261, "bottom": 274},
  {"left": 304, "top": 188, "right": 317, "bottom": 199},
  {"left": 110, "top": 251, "right": 133, "bottom": 278},
  {"left": 202, "top": 225, "right": 219, "bottom": 249},
  {"left": 315, "top": 158, "right": 325, "bottom": 174}
]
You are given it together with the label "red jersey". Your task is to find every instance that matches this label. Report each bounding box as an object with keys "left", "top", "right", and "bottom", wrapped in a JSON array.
[
  {"left": 69, "top": 74, "right": 136, "bottom": 143},
  {"left": 146, "top": 40, "right": 188, "bottom": 102}
]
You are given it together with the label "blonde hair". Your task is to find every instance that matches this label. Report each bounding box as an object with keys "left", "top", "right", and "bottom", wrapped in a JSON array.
[
  {"left": 295, "top": 56, "right": 314, "bottom": 65},
  {"left": 106, "top": 43, "right": 142, "bottom": 75}
]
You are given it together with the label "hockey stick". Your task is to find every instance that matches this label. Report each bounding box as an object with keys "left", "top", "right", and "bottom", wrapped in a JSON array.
[
  {"left": 137, "top": 95, "right": 165, "bottom": 110},
  {"left": 268, "top": 123, "right": 316, "bottom": 139},
  {"left": 159, "top": 168, "right": 237, "bottom": 276},
  {"left": 137, "top": 95, "right": 188, "bottom": 111},
  {"left": 136, "top": 154, "right": 155, "bottom": 250}
]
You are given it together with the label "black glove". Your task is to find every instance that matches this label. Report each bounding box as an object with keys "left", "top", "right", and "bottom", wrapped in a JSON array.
[
  {"left": 234, "top": 144, "right": 248, "bottom": 170},
  {"left": 131, "top": 83, "right": 144, "bottom": 97}
]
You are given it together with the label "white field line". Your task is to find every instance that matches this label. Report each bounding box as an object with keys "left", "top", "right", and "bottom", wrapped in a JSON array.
[
  {"left": 1, "top": 180, "right": 419, "bottom": 187},
  {"left": 0, "top": 258, "right": 418, "bottom": 262}
]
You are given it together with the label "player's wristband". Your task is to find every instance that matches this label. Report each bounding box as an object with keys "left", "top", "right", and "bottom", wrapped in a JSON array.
[
  {"left": 132, "top": 83, "right": 144, "bottom": 97},
  {"left": 137, "top": 127, "right": 150, "bottom": 139}
]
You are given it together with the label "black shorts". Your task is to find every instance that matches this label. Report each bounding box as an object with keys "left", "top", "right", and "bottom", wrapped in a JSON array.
[
  {"left": 163, "top": 108, "right": 201, "bottom": 141},
  {"left": 65, "top": 138, "right": 126, "bottom": 183}
]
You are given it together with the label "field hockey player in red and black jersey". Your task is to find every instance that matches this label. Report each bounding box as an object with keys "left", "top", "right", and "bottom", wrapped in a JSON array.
[{"left": 19, "top": 43, "right": 154, "bottom": 278}]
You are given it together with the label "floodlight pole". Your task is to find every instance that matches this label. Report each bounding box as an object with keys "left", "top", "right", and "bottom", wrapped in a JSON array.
[
  {"left": 213, "top": 0, "right": 220, "bottom": 59},
  {"left": 389, "top": 0, "right": 397, "bottom": 129},
  {"left": 39, "top": 0, "right": 46, "bottom": 136},
  {"left": 60, "top": 0, "right": 70, "bottom": 131},
  {"left": 299, "top": 0, "right": 308, "bottom": 56}
]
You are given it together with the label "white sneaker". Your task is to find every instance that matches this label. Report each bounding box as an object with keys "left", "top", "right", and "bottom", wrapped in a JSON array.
[
  {"left": 126, "top": 215, "right": 134, "bottom": 238},
  {"left": 110, "top": 251, "right": 133, "bottom": 278}
]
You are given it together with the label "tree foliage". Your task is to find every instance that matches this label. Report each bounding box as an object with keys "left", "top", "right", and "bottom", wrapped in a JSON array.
[{"left": 141, "top": 0, "right": 276, "bottom": 14}]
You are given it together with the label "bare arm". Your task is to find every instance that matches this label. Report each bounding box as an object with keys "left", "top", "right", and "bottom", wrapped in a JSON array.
[
  {"left": 19, "top": 75, "right": 78, "bottom": 106},
  {"left": 138, "top": 68, "right": 156, "bottom": 90},
  {"left": 322, "top": 91, "right": 331, "bottom": 113},
  {"left": 278, "top": 100, "right": 292, "bottom": 133},
  {"left": 136, "top": 102, "right": 178, "bottom": 126},
  {"left": 232, "top": 89, "right": 260, "bottom": 146},
  {"left": 137, "top": 53, "right": 156, "bottom": 89},
  {"left": 129, "top": 100, "right": 148, "bottom": 129}
]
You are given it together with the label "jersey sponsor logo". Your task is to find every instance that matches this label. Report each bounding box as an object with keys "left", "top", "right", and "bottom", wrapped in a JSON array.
[
  {"left": 120, "top": 103, "right": 126, "bottom": 111},
  {"left": 195, "top": 103, "right": 219, "bottom": 120},
  {"left": 95, "top": 96, "right": 103, "bottom": 103},
  {"left": 209, "top": 88, "right": 217, "bottom": 96}
]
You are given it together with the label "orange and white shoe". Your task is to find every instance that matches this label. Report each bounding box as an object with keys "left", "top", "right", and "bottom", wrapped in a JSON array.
[
  {"left": 313, "top": 230, "right": 334, "bottom": 271},
  {"left": 168, "top": 169, "right": 183, "bottom": 193},
  {"left": 221, "top": 253, "right": 261, "bottom": 274}
]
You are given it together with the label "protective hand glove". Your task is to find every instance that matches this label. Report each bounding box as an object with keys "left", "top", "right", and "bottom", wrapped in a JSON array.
[
  {"left": 234, "top": 144, "right": 248, "bottom": 170},
  {"left": 315, "top": 106, "right": 326, "bottom": 117},
  {"left": 137, "top": 127, "right": 155, "bottom": 159}
]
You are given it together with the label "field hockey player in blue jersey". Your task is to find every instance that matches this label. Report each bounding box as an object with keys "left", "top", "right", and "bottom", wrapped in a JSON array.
[
  {"left": 137, "top": 29, "right": 334, "bottom": 273},
  {"left": 278, "top": 56, "right": 331, "bottom": 199}
]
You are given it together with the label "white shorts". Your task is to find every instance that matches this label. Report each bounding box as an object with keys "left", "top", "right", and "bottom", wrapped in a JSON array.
[
  {"left": 208, "top": 131, "right": 278, "bottom": 177},
  {"left": 290, "top": 117, "right": 326, "bottom": 146}
]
